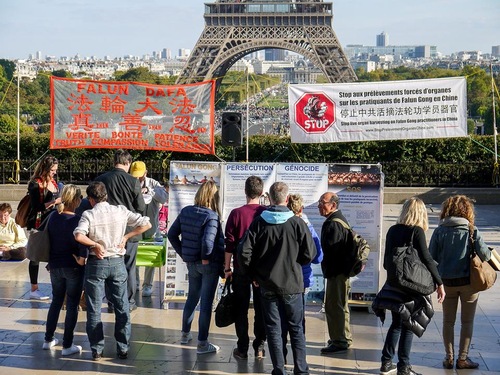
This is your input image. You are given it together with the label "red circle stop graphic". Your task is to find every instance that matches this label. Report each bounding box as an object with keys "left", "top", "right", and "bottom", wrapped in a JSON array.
[{"left": 294, "top": 92, "right": 336, "bottom": 133}]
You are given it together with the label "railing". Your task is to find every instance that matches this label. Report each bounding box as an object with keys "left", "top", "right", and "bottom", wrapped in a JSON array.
[{"left": 4, "top": 159, "right": 497, "bottom": 187}]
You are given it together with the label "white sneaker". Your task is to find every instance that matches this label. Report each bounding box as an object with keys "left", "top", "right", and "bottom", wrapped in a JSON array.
[
  {"left": 142, "top": 286, "right": 153, "bottom": 297},
  {"left": 62, "top": 344, "right": 82, "bottom": 356},
  {"left": 197, "top": 342, "right": 220, "bottom": 354},
  {"left": 42, "top": 338, "right": 59, "bottom": 349},
  {"left": 180, "top": 332, "right": 192, "bottom": 345},
  {"left": 30, "top": 290, "right": 49, "bottom": 300}
]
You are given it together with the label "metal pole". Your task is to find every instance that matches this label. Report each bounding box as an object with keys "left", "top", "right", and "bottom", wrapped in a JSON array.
[
  {"left": 492, "top": 61, "right": 498, "bottom": 164},
  {"left": 246, "top": 66, "right": 250, "bottom": 163},
  {"left": 17, "top": 73, "right": 20, "bottom": 162}
]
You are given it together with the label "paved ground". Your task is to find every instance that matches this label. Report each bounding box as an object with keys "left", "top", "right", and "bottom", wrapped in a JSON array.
[{"left": 0, "top": 204, "right": 499, "bottom": 374}]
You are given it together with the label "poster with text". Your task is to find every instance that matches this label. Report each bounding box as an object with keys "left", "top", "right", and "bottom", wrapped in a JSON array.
[
  {"left": 51, "top": 76, "right": 215, "bottom": 153},
  {"left": 289, "top": 77, "right": 467, "bottom": 143}
]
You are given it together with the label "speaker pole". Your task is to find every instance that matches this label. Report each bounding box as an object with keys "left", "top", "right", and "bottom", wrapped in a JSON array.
[{"left": 246, "top": 66, "right": 250, "bottom": 163}]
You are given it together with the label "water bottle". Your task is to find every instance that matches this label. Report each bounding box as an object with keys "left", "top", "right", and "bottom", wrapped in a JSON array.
[{"left": 153, "top": 225, "right": 163, "bottom": 244}]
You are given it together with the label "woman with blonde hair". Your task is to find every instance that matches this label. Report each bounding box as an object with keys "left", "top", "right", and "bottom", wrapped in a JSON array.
[
  {"left": 167, "top": 180, "right": 225, "bottom": 354},
  {"left": 429, "top": 195, "right": 491, "bottom": 370},
  {"left": 42, "top": 184, "right": 87, "bottom": 356},
  {"left": 376, "top": 197, "right": 445, "bottom": 375}
]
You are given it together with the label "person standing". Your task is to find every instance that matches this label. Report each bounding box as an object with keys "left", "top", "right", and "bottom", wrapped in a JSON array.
[
  {"left": 429, "top": 195, "right": 490, "bottom": 370},
  {"left": 317, "top": 192, "right": 353, "bottom": 354},
  {"left": 73, "top": 181, "right": 151, "bottom": 361},
  {"left": 129, "top": 161, "right": 168, "bottom": 297},
  {"left": 95, "top": 149, "right": 145, "bottom": 311},
  {"left": 43, "top": 184, "right": 86, "bottom": 356},
  {"left": 167, "top": 180, "right": 225, "bottom": 354},
  {"left": 26, "top": 155, "right": 62, "bottom": 300},
  {"left": 379, "top": 197, "right": 445, "bottom": 375},
  {"left": 238, "top": 182, "right": 316, "bottom": 375},
  {"left": 224, "top": 175, "right": 267, "bottom": 360},
  {"left": 0, "top": 203, "right": 28, "bottom": 260}
]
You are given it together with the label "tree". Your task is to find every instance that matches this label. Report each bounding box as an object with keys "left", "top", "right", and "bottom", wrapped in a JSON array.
[{"left": 0, "top": 59, "right": 16, "bottom": 81}]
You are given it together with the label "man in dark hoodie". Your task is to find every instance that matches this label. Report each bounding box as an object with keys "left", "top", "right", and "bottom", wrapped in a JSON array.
[{"left": 238, "top": 181, "right": 316, "bottom": 375}]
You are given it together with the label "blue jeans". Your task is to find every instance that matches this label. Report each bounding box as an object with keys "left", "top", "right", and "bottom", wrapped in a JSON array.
[
  {"left": 182, "top": 261, "right": 220, "bottom": 342},
  {"left": 45, "top": 267, "right": 84, "bottom": 348},
  {"left": 381, "top": 311, "right": 414, "bottom": 370},
  {"left": 260, "top": 288, "right": 309, "bottom": 375},
  {"left": 85, "top": 257, "right": 130, "bottom": 354}
]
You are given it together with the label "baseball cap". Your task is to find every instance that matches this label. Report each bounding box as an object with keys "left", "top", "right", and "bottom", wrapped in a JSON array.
[{"left": 130, "top": 161, "right": 146, "bottom": 177}]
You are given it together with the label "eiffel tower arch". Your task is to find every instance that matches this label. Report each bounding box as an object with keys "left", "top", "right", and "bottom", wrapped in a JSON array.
[{"left": 176, "top": 0, "right": 357, "bottom": 89}]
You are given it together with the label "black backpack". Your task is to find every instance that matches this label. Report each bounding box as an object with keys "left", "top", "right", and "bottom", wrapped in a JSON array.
[{"left": 332, "top": 218, "right": 370, "bottom": 277}]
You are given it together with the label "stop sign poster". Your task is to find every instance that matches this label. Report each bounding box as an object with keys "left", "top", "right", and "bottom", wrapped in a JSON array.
[{"left": 288, "top": 77, "right": 467, "bottom": 143}]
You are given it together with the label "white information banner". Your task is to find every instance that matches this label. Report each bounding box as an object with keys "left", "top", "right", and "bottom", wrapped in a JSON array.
[{"left": 289, "top": 77, "right": 467, "bottom": 143}]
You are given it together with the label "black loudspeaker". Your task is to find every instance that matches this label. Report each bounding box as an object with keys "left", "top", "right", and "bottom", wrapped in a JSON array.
[{"left": 221, "top": 112, "right": 242, "bottom": 146}]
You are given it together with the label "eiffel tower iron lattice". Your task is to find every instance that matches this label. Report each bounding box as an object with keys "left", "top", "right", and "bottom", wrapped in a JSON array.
[{"left": 176, "top": 0, "right": 357, "bottom": 88}]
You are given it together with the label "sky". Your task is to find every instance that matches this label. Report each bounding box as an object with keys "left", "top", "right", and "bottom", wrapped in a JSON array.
[{"left": 0, "top": 0, "right": 499, "bottom": 60}]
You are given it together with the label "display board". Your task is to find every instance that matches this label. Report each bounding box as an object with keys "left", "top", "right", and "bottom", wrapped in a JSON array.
[{"left": 164, "top": 161, "right": 383, "bottom": 304}]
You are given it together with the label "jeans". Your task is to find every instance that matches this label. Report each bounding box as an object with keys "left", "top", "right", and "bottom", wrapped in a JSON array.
[
  {"left": 45, "top": 267, "right": 84, "bottom": 348},
  {"left": 182, "top": 261, "right": 220, "bottom": 342},
  {"left": 442, "top": 283, "right": 479, "bottom": 360},
  {"left": 381, "top": 311, "right": 414, "bottom": 370},
  {"left": 325, "top": 274, "right": 352, "bottom": 348},
  {"left": 85, "top": 257, "right": 130, "bottom": 354},
  {"left": 232, "top": 270, "right": 266, "bottom": 354},
  {"left": 260, "top": 288, "right": 308, "bottom": 375}
]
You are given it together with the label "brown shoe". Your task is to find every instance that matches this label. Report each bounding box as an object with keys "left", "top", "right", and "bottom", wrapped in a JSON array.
[
  {"left": 442, "top": 357, "right": 453, "bottom": 369},
  {"left": 456, "top": 357, "right": 479, "bottom": 369}
]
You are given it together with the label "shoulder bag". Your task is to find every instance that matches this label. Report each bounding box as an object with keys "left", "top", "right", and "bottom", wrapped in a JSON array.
[
  {"left": 387, "top": 228, "right": 436, "bottom": 296},
  {"left": 215, "top": 278, "right": 236, "bottom": 328},
  {"left": 26, "top": 212, "right": 54, "bottom": 263},
  {"left": 15, "top": 194, "right": 31, "bottom": 228},
  {"left": 469, "top": 231, "right": 497, "bottom": 292}
]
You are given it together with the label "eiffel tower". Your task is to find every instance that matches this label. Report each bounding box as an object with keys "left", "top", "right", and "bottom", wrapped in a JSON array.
[{"left": 176, "top": 0, "right": 356, "bottom": 88}]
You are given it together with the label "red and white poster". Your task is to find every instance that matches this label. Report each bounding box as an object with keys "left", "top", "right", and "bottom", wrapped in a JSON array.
[
  {"left": 50, "top": 77, "right": 216, "bottom": 154},
  {"left": 289, "top": 77, "right": 467, "bottom": 143}
]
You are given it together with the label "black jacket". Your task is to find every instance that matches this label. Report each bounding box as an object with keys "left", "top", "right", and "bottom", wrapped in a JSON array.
[
  {"left": 372, "top": 282, "right": 434, "bottom": 338},
  {"left": 320, "top": 209, "right": 351, "bottom": 278},
  {"left": 95, "top": 167, "right": 145, "bottom": 241},
  {"left": 238, "top": 205, "right": 316, "bottom": 295}
]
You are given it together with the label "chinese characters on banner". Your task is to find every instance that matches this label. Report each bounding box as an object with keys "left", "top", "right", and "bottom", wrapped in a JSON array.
[
  {"left": 288, "top": 77, "right": 467, "bottom": 143},
  {"left": 50, "top": 77, "right": 216, "bottom": 154}
]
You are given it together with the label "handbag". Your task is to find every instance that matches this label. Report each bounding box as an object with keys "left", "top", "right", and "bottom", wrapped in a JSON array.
[
  {"left": 26, "top": 212, "right": 53, "bottom": 263},
  {"left": 15, "top": 194, "right": 31, "bottom": 228},
  {"left": 215, "top": 278, "right": 236, "bottom": 328},
  {"left": 469, "top": 232, "right": 497, "bottom": 292},
  {"left": 387, "top": 228, "right": 436, "bottom": 296}
]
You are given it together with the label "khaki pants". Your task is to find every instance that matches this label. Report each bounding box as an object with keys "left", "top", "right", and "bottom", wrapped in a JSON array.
[
  {"left": 442, "top": 283, "right": 479, "bottom": 360},
  {"left": 324, "top": 274, "right": 352, "bottom": 348}
]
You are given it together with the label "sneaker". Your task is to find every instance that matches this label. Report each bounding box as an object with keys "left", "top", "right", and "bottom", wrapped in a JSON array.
[
  {"left": 456, "top": 357, "right": 479, "bottom": 369},
  {"left": 233, "top": 348, "right": 248, "bottom": 360},
  {"left": 180, "top": 332, "right": 192, "bottom": 345},
  {"left": 255, "top": 347, "right": 265, "bottom": 359},
  {"left": 62, "top": 344, "right": 82, "bottom": 356},
  {"left": 117, "top": 351, "right": 128, "bottom": 359},
  {"left": 30, "top": 290, "right": 49, "bottom": 300},
  {"left": 442, "top": 356, "right": 454, "bottom": 369},
  {"left": 397, "top": 366, "right": 422, "bottom": 375},
  {"left": 42, "top": 338, "right": 58, "bottom": 349},
  {"left": 142, "top": 286, "right": 153, "bottom": 297},
  {"left": 197, "top": 342, "right": 220, "bottom": 354},
  {"left": 380, "top": 361, "right": 397, "bottom": 375}
]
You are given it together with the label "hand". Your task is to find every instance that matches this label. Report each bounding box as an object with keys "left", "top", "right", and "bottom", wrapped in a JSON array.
[
  {"left": 202, "top": 259, "right": 209, "bottom": 265},
  {"left": 224, "top": 270, "right": 233, "bottom": 280},
  {"left": 436, "top": 284, "right": 446, "bottom": 303},
  {"left": 253, "top": 280, "right": 260, "bottom": 288},
  {"left": 0, "top": 245, "right": 8, "bottom": 251},
  {"left": 93, "top": 243, "right": 105, "bottom": 259},
  {"left": 118, "top": 237, "right": 127, "bottom": 249},
  {"left": 72, "top": 254, "right": 86, "bottom": 266}
]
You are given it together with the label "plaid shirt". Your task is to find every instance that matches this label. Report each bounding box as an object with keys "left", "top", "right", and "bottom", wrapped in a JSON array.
[{"left": 73, "top": 201, "right": 150, "bottom": 257}]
